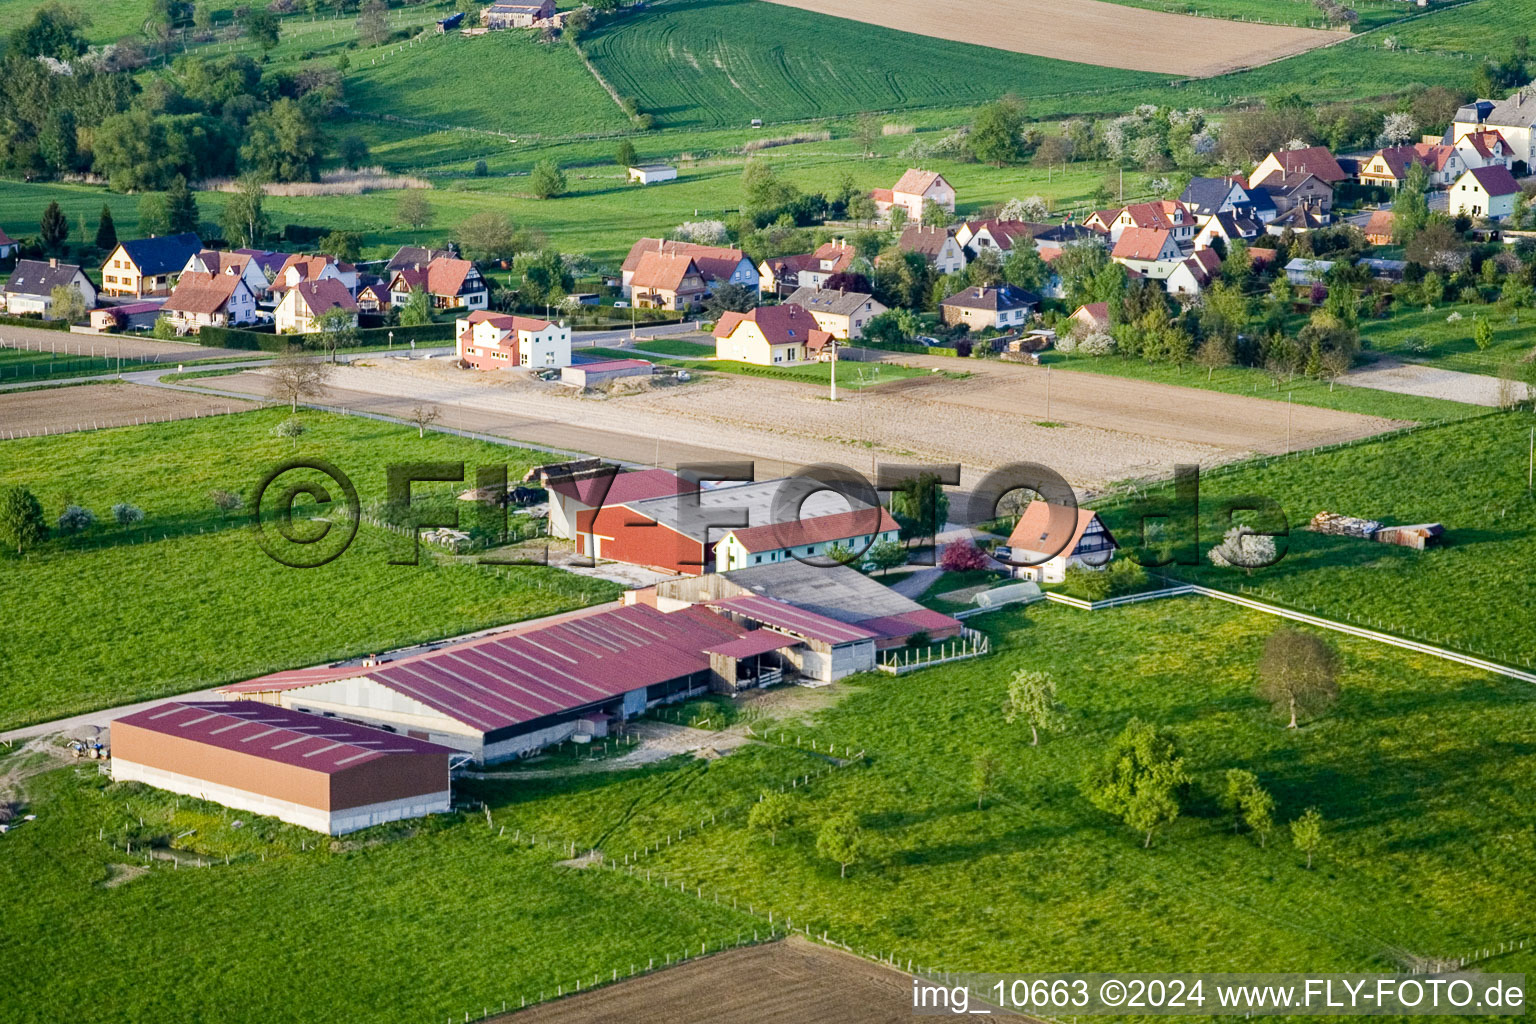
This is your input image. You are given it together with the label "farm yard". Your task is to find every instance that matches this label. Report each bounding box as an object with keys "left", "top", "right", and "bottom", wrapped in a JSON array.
[
  {"left": 757, "top": 0, "right": 1342, "bottom": 76},
  {"left": 0, "top": 408, "right": 618, "bottom": 731}
]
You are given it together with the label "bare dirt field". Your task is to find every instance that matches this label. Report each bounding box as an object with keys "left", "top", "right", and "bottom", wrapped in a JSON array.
[
  {"left": 497, "top": 936, "right": 977, "bottom": 1023},
  {"left": 202, "top": 349, "right": 1400, "bottom": 492},
  {"left": 0, "top": 328, "right": 248, "bottom": 361},
  {"left": 0, "top": 381, "right": 254, "bottom": 437},
  {"left": 760, "top": 0, "right": 1341, "bottom": 76}
]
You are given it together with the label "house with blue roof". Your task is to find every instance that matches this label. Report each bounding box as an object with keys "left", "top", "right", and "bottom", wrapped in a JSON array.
[{"left": 100, "top": 232, "right": 202, "bottom": 298}]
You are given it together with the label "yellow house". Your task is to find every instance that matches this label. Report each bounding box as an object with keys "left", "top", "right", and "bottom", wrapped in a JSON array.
[
  {"left": 715, "top": 508, "right": 900, "bottom": 571},
  {"left": 713, "top": 304, "right": 833, "bottom": 365},
  {"left": 100, "top": 233, "right": 201, "bottom": 298}
]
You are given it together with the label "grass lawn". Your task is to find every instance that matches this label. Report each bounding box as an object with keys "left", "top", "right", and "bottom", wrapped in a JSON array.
[
  {"left": 1104, "top": 0, "right": 1413, "bottom": 30},
  {"left": 1038, "top": 351, "right": 1485, "bottom": 422},
  {"left": 634, "top": 599, "right": 1536, "bottom": 975},
  {"left": 628, "top": 337, "right": 717, "bottom": 358},
  {"left": 1358, "top": 304, "right": 1536, "bottom": 375},
  {"left": 0, "top": 408, "right": 618, "bottom": 729},
  {"left": 1100, "top": 410, "right": 1536, "bottom": 668}
]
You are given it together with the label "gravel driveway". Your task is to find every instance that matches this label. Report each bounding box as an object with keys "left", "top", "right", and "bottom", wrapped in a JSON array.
[{"left": 1344, "top": 359, "right": 1505, "bottom": 407}]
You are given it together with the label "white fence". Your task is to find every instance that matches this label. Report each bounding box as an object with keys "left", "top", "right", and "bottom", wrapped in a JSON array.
[
  {"left": 877, "top": 628, "right": 989, "bottom": 675},
  {"left": 1042, "top": 584, "right": 1199, "bottom": 611}
]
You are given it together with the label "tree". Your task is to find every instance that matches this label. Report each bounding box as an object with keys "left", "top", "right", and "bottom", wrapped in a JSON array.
[
  {"left": 920, "top": 197, "right": 949, "bottom": 228},
  {"left": 853, "top": 112, "right": 881, "bottom": 158},
  {"left": 398, "top": 192, "right": 434, "bottom": 231},
  {"left": 938, "top": 539, "right": 989, "bottom": 572},
  {"left": 8, "top": 2, "right": 90, "bottom": 59},
  {"left": 1220, "top": 768, "right": 1258, "bottom": 833},
  {"left": 972, "top": 749, "right": 1001, "bottom": 810},
  {"left": 163, "top": 175, "right": 200, "bottom": 235},
  {"left": 312, "top": 306, "right": 357, "bottom": 361},
  {"left": 528, "top": 159, "right": 567, "bottom": 200},
  {"left": 240, "top": 98, "right": 321, "bottom": 183},
  {"left": 49, "top": 285, "right": 88, "bottom": 324},
  {"left": 1393, "top": 162, "right": 1431, "bottom": 244},
  {"left": 970, "top": 96, "right": 1027, "bottom": 167},
  {"left": 39, "top": 201, "right": 68, "bottom": 254},
  {"left": 614, "top": 139, "right": 638, "bottom": 168},
  {"left": 0, "top": 485, "right": 47, "bottom": 554},
  {"left": 1290, "top": 807, "right": 1326, "bottom": 869},
  {"left": 1207, "top": 525, "right": 1278, "bottom": 575},
  {"left": 56, "top": 504, "right": 95, "bottom": 534},
  {"left": 816, "top": 813, "right": 867, "bottom": 877},
  {"left": 338, "top": 134, "right": 371, "bottom": 170},
  {"left": 94, "top": 205, "right": 117, "bottom": 253},
  {"left": 889, "top": 472, "right": 949, "bottom": 540},
  {"left": 512, "top": 249, "right": 573, "bottom": 308},
  {"left": 152, "top": 314, "right": 179, "bottom": 340},
  {"left": 1002, "top": 669, "right": 1064, "bottom": 747},
  {"left": 266, "top": 345, "right": 332, "bottom": 412},
  {"left": 1002, "top": 245, "right": 1049, "bottom": 293},
  {"left": 1474, "top": 315, "right": 1495, "bottom": 352},
  {"left": 457, "top": 211, "right": 521, "bottom": 263},
  {"left": 318, "top": 230, "right": 363, "bottom": 264},
  {"left": 702, "top": 282, "right": 757, "bottom": 320},
  {"left": 866, "top": 538, "right": 907, "bottom": 576},
  {"left": 741, "top": 159, "right": 797, "bottom": 220},
  {"left": 111, "top": 503, "right": 145, "bottom": 528},
  {"left": 409, "top": 404, "right": 440, "bottom": 438},
  {"left": 748, "top": 791, "right": 793, "bottom": 845},
  {"left": 220, "top": 176, "right": 269, "bottom": 248},
  {"left": 1085, "top": 718, "right": 1189, "bottom": 848},
  {"left": 355, "top": 0, "right": 388, "bottom": 46},
  {"left": 1243, "top": 782, "right": 1276, "bottom": 848},
  {"left": 1033, "top": 135, "right": 1074, "bottom": 177},
  {"left": 244, "top": 8, "right": 279, "bottom": 49},
  {"left": 398, "top": 288, "right": 432, "bottom": 327},
  {"left": 1257, "top": 628, "right": 1340, "bottom": 729},
  {"left": 137, "top": 193, "right": 170, "bottom": 238}
]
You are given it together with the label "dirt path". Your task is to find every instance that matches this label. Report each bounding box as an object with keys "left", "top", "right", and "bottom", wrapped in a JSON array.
[
  {"left": 0, "top": 381, "right": 254, "bottom": 436},
  {"left": 760, "top": 0, "right": 1341, "bottom": 76},
  {"left": 206, "top": 354, "right": 1401, "bottom": 491},
  {"left": 1344, "top": 359, "right": 1507, "bottom": 407}
]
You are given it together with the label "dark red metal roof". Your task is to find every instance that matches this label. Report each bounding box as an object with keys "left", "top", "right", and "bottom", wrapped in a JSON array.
[
  {"left": 704, "top": 629, "right": 798, "bottom": 659},
  {"left": 859, "top": 608, "right": 964, "bottom": 639},
  {"left": 113, "top": 702, "right": 453, "bottom": 773},
  {"left": 547, "top": 468, "right": 697, "bottom": 508},
  {"left": 708, "top": 595, "right": 877, "bottom": 645},
  {"left": 223, "top": 604, "right": 746, "bottom": 734}
]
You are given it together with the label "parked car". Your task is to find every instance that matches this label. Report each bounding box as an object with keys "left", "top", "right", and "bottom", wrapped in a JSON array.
[
  {"left": 916, "top": 336, "right": 942, "bottom": 347},
  {"left": 613, "top": 301, "right": 630, "bottom": 308}
]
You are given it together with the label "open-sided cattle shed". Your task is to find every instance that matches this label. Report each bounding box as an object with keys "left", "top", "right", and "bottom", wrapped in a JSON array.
[{"left": 110, "top": 702, "right": 455, "bottom": 835}]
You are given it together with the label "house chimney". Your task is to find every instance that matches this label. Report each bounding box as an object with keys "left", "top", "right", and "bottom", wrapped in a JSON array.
[{"left": 49, "top": 257, "right": 57, "bottom": 268}]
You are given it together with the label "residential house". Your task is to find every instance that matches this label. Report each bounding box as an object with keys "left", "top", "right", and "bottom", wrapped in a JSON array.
[
  {"left": 182, "top": 249, "right": 272, "bottom": 301},
  {"left": 1454, "top": 129, "right": 1514, "bottom": 172},
  {"left": 759, "top": 239, "right": 858, "bottom": 296},
  {"left": 1179, "top": 176, "right": 1256, "bottom": 224},
  {"left": 481, "top": 0, "right": 555, "bottom": 28},
  {"left": 783, "top": 286, "right": 887, "bottom": 340},
  {"left": 1450, "top": 165, "right": 1521, "bottom": 220},
  {"left": 2, "top": 258, "right": 96, "bottom": 316},
  {"left": 1251, "top": 146, "right": 1349, "bottom": 188},
  {"left": 1003, "top": 501, "right": 1117, "bottom": 584},
  {"left": 628, "top": 164, "right": 677, "bottom": 185},
  {"left": 1110, "top": 226, "right": 1184, "bottom": 279},
  {"left": 938, "top": 284, "right": 1038, "bottom": 331},
  {"left": 455, "top": 309, "right": 571, "bottom": 370},
  {"left": 1165, "top": 248, "right": 1223, "bottom": 297},
  {"left": 715, "top": 508, "right": 900, "bottom": 572},
  {"left": 895, "top": 225, "right": 968, "bottom": 275},
  {"left": 1192, "top": 211, "right": 1262, "bottom": 252},
  {"left": 1358, "top": 143, "right": 1464, "bottom": 189},
  {"left": 629, "top": 252, "right": 708, "bottom": 311},
  {"left": 0, "top": 228, "right": 17, "bottom": 261},
  {"left": 387, "top": 257, "right": 489, "bottom": 311},
  {"left": 1363, "top": 209, "right": 1396, "bottom": 245},
  {"left": 757, "top": 254, "right": 818, "bottom": 296},
  {"left": 714, "top": 304, "right": 833, "bottom": 364},
  {"left": 1251, "top": 170, "right": 1333, "bottom": 223},
  {"left": 272, "top": 253, "right": 358, "bottom": 298},
  {"left": 161, "top": 270, "right": 258, "bottom": 334},
  {"left": 872, "top": 168, "right": 956, "bottom": 222},
  {"left": 100, "top": 232, "right": 201, "bottom": 298},
  {"left": 355, "top": 281, "right": 391, "bottom": 313},
  {"left": 1266, "top": 204, "right": 1329, "bottom": 234},
  {"left": 387, "top": 245, "right": 457, "bottom": 273},
  {"left": 1451, "top": 89, "right": 1536, "bottom": 168},
  {"left": 620, "top": 239, "right": 757, "bottom": 298},
  {"left": 1284, "top": 258, "right": 1335, "bottom": 286},
  {"left": 954, "top": 219, "right": 1101, "bottom": 256},
  {"left": 274, "top": 278, "right": 358, "bottom": 334},
  {"left": 1068, "top": 302, "right": 1110, "bottom": 335},
  {"left": 90, "top": 301, "right": 162, "bottom": 332},
  {"left": 1359, "top": 257, "right": 1408, "bottom": 282},
  {"left": 233, "top": 248, "right": 290, "bottom": 294}
]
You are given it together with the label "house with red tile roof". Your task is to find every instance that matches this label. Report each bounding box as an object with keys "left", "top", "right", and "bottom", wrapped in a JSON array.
[
  {"left": 387, "top": 256, "right": 488, "bottom": 311},
  {"left": 1252, "top": 146, "right": 1349, "bottom": 187},
  {"left": 1454, "top": 129, "right": 1514, "bottom": 171},
  {"left": 1359, "top": 144, "right": 1464, "bottom": 189},
  {"left": 628, "top": 251, "right": 709, "bottom": 310},
  {"left": 0, "top": 227, "right": 17, "bottom": 261},
  {"left": 1004, "top": 500, "right": 1117, "bottom": 583},
  {"left": 1363, "top": 209, "right": 1396, "bottom": 245},
  {"left": 714, "top": 303, "right": 834, "bottom": 365},
  {"left": 161, "top": 269, "right": 259, "bottom": 334},
  {"left": 715, "top": 508, "right": 899, "bottom": 572},
  {"left": 754, "top": 239, "right": 857, "bottom": 294},
  {"left": 894, "top": 224, "right": 969, "bottom": 275},
  {"left": 1166, "top": 247, "right": 1223, "bottom": 297},
  {"left": 620, "top": 238, "right": 757, "bottom": 298},
  {"left": 872, "top": 168, "right": 955, "bottom": 222},
  {"left": 271, "top": 252, "right": 358, "bottom": 297},
  {"left": 182, "top": 249, "right": 271, "bottom": 300},
  {"left": 1450, "top": 164, "right": 1521, "bottom": 220},
  {"left": 1110, "top": 226, "right": 1184, "bottom": 279},
  {"left": 1068, "top": 302, "right": 1111, "bottom": 334},
  {"left": 274, "top": 277, "right": 358, "bottom": 334},
  {"left": 455, "top": 309, "right": 570, "bottom": 370}
]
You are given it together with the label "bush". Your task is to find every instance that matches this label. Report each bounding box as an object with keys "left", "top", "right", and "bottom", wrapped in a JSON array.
[
  {"left": 209, "top": 489, "right": 243, "bottom": 512},
  {"left": 272, "top": 418, "right": 306, "bottom": 438},
  {"left": 939, "top": 539, "right": 990, "bottom": 571},
  {"left": 906, "top": 630, "right": 931, "bottom": 648},
  {"left": 473, "top": 159, "right": 488, "bottom": 177},
  {"left": 56, "top": 505, "right": 96, "bottom": 534},
  {"left": 1106, "top": 557, "right": 1149, "bottom": 596},
  {"left": 111, "top": 503, "right": 145, "bottom": 527},
  {"left": 1064, "top": 564, "right": 1112, "bottom": 601}
]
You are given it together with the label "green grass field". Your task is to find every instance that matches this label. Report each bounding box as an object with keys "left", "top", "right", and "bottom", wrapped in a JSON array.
[
  {"left": 0, "top": 408, "right": 617, "bottom": 730},
  {"left": 1358, "top": 304, "right": 1536, "bottom": 375},
  {"left": 582, "top": 345, "right": 932, "bottom": 389},
  {"left": 627, "top": 337, "right": 716, "bottom": 357},
  {"left": 1038, "top": 351, "right": 1485, "bottom": 422},
  {"left": 1102, "top": 411, "right": 1536, "bottom": 667},
  {"left": 1104, "top": 0, "right": 1414, "bottom": 31},
  {"left": 579, "top": 599, "right": 1536, "bottom": 975}
]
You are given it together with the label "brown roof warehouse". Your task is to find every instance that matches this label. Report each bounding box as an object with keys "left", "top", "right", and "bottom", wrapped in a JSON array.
[{"left": 111, "top": 702, "right": 456, "bottom": 835}]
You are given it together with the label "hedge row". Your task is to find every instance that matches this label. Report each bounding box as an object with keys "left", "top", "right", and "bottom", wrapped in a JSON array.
[
  {"left": 0, "top": 314, "right": 69, "bottom": 332},
  {"left": 857, "top": 339, "right": 960, "bottom": 358},
  {"left": 195, "top": 322, "right": 458, "bottom": 351}
]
